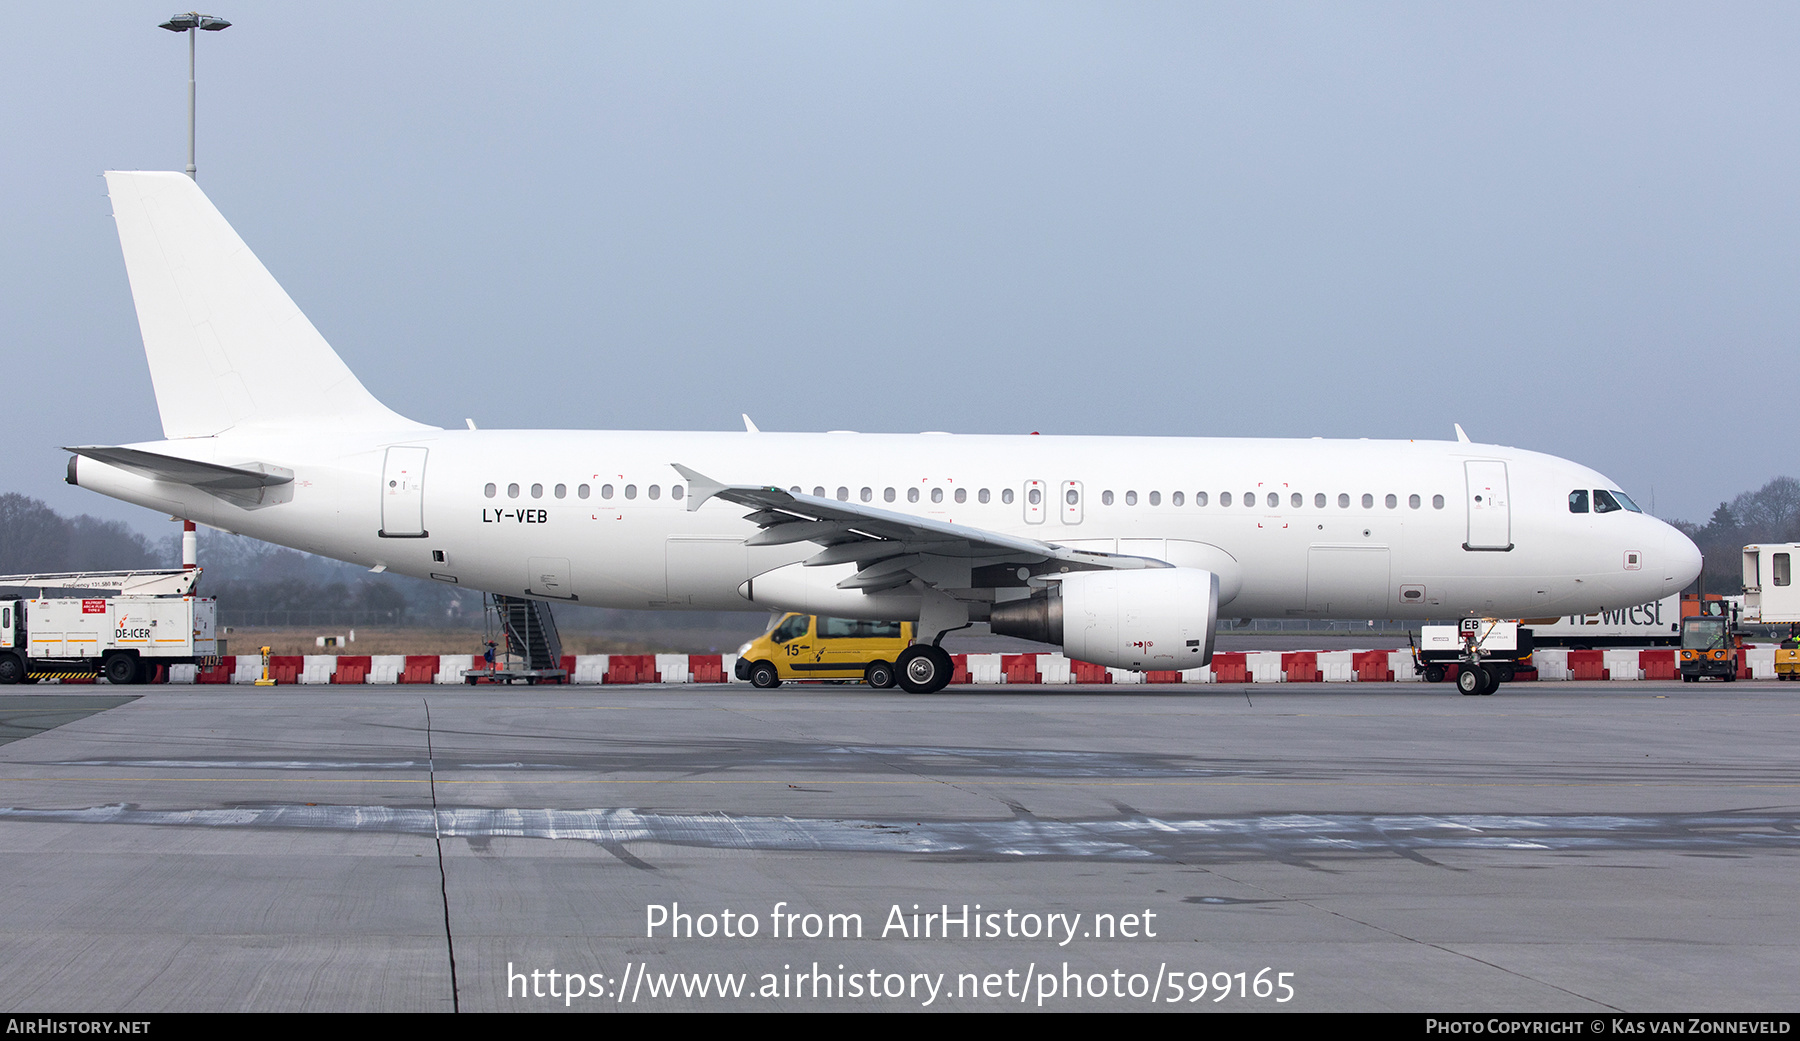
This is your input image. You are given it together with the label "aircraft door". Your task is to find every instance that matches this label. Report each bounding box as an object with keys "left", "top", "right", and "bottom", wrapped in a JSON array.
[
  {"left": 527, "top": 556, "right": 577, "bottom": 600},
  {"left": 1024, "top": 480, "right": 1046, "bottom": 524},
  {"left": 1060, "top": 481, "right": 1083, "bottom": 524},
  {"left": 1464, "top": 461, "right": 1512, "bottom": 551},
  {"left": 379, "top": 446, "right": 429, "bottom": 538}
]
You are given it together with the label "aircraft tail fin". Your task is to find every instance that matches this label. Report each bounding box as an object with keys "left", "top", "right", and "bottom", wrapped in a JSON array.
[{"left": 104, "top": 171, "right": 432, "bottom": 439}]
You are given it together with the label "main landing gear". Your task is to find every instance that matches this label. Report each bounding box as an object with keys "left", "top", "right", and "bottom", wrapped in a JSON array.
[{"left": 895, "top": 645, "right": 954, "bottom": 694}]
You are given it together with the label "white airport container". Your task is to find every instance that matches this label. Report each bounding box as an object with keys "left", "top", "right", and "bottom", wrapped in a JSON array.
[
  {"left": 1532, "top": 648, "right": 1570, "bottom": 680},
  {"left": 300, "top": 655, "right": 335, "bottom": 684},
  {"left": 1317, "top": 650, "right": 1356, "bottom": 682},
  {"left": 1745, "top": 645, "right": 1776, "bottom": 679},
  {"left": 370, "top": 655, "right": 406, "bottom": 684},
  {"left": 573, "top": 655, "right": 608, "bottom": 684},
  {"left": 964, "top": 653, "right": 1004, "bottom": 684},
  {"left": 1039, "top": 654, "right": 1072, "bottom": 684},
  {"left": 655, "top": 654, "right": 690, "bottom": 684},
  {"left": 1246, "top": 651, "right": 1284, "bottom": 683}
]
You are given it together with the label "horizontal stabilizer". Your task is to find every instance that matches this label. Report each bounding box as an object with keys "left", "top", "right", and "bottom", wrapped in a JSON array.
[{"left": 67, "top": 445, "right": 293, "bottom": 509}]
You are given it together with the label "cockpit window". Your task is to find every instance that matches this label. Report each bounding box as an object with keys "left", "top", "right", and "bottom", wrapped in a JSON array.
[
  {"left": 1611, "top": 490, "right": 1642, "bottom": 513},
  {"left": 1593, "top": 490, "right": 1623, "bottom": 514},
  {"left": 1568, "top": 490, "right": 1589, "bottom": 513}
]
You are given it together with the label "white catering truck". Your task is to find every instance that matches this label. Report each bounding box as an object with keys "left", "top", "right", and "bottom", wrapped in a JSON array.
[
  {"left": 0, "top": 570, "right": 219, "bottom": 685},
  {"left": 1519, "top": 593, "right": 1683, "bottom": 648}
]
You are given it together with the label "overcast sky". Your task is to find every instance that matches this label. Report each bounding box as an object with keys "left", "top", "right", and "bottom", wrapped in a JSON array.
[{"left": 4, "top": 2, "right": 1797, "bottom": 532}]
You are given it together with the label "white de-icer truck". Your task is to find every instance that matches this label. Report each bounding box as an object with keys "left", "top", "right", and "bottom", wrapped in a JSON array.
[{"left": 0, "top": 570, "right": 218, "bottom": 685}]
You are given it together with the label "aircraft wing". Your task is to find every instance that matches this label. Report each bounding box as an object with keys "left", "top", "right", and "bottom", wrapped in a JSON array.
[{"left": 674, "top": 464, "right": 1168, "bottom": 593}]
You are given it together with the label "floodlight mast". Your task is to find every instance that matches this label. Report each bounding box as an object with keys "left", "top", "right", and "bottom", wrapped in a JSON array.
[
  {"left": 158, "top": 12, "right": 230, "bottom": 181},
  {"left": 156, "top": 13, "right": 229, "bottom": 570}
]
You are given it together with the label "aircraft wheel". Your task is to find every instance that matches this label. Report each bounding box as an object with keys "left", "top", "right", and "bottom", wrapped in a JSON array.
[
  {"left": 749, "top": 661, "right": 782, "bottom": 689},
  {"left": 1479, "top": 667, "right": 1500, "bottom": 695},
  {"left": 1423, "top": 665, "right": 1445, "bottom": 684},
  {"left": 897, "top": 646, "right": 952, "bottom": 694},
  {"left": 103, "top": 653, "right": 138, "bottom": 686},
  {"left": 1456, "top": 665, "right": 1485, "bottom": 696},
  {"left": 865, "top": 661, "right": 896, "bottom": 689},
  {"left": 0, "top": 654, "right": 21, "bottom": 685}
]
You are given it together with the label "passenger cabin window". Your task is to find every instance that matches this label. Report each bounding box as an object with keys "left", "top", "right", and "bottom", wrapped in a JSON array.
[
  {"left": 978, "top": 489, "right": 990, "bottom": 504},
  {"left": 1028, "top": 488, "right": 1042, "bottom": 505},
  {"left": 1102, "top": 491, "right": 1115, "bottom": 506},
  {"left": 885, "top": 488, "right": 896, "bottom": 503},
  {"left": 672, "top": 485, "right": 684, "bottom": 500},
  {"left": 554, "top": 484, "right": 567, "bottom": 499},
  {"left": 1195, "top": 492, "right": 1207, "bottom": 506},
  {"left": 1126, "top": 491, "right": 1138, "bottom": 506},
  {"left": 1220, "top": 492, "right": 1232, "bottom": 506},
  {"left": 1173, "top": 491, "right": 1185, "bottom": 506},
  {"left": 507, "top": 483, "right": 520, "bottom": 499},
  {"left": 1314, "top": 493, "right": 1325, "bottom": 508},
  {"left": 484, "top": 483, "right": 497, "bottom": 498},
  {"left": 908, "top": 488, "right": 920, "bottom": 503},
  {"left": 837, "top": 487, "right": 849, "bottom": 501},
  {"left": 601, "top": 484, "right": 613, "bottom": 499},
  {"left": 1338, "top": 493, "right": 1350, "bottom": 508},
  {"left": 1432, "top": 494, "right": 1444, "bottom": 509},
  {"left": 1593, "top": 489, "right": 1623, "bottom": 514},
  {"left": 531, "top": 483, "right": 543, "bottom": 498},
  {"left": 1569, "top": 490, "right": 1589, "bottom": 513},
  {"left": 578, "top": 484, "right": 589, "bottom": 499},
  {"left": 1361, "top": 493, "right": 1373, "bottom": 509},
  {"left": 1002, "top": 489, "right": 1014, "bottom": 504},
  {"left": 955, "top": 488, "right": 967, "bottom": 503},
  {"left": 1244, "top": 492, "right": 1255, "bottom": 508},
  {"left": 1409, "top": 494, "right": 1420, "bottom": 509},
  {"left": 1775, "top": 553, "right": 1791, "bottom": 587},
  {"left": 1290, "top": 493, "right": 1301, "bottom": 509},
  {"left": 1385, "top": 494, "right": 1397, "bottom": 509},
  {"left": 1149, "top": 491, "right": 1161, "bottom": 506},
  {"left": 624, "top": 484, "right": 638, "bottom": 500},
  {"left": 931, "top": 488, "right": 943, "bottom": 503},
  {"left": 1266, "top": 492, "right": 1278, "bottom": 508},
  {"left": 861, "top": 487, "right": 872, "bottom": 502},
  {"left": 648, "top": 485, "right": 660, "bottom": 500}
]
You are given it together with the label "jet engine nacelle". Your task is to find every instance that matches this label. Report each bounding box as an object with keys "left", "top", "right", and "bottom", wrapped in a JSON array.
[{"left": 989, "top": 567, "right": 1219, "bottom": 671}]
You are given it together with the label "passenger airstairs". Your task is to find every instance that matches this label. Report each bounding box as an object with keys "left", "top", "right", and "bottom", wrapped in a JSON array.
[{"left": 465, "top": 594, "right": 568, "bottom": 685}]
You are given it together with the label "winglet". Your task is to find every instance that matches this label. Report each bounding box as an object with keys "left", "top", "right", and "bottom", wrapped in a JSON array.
[
  {"left": 672, "top": 464, "right": 727, "bottom": 512},
  {"left": 742, "top": 414, "right": 760, "bottom": 433},
  {"left": 1453, "top": 423, "right": 1471, "bottom": 443}
]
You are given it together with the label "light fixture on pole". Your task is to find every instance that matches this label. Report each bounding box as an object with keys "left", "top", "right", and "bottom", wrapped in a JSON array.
[
  {"left": 158, "top": 12, "right": 229, "bottom": 572},
  {"left": 158, "top": 12, "right": 231, "bottom": 181}
]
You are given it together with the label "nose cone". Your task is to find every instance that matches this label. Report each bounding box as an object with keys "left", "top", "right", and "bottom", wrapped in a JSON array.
[{"left": 1662, "top": 522, "right": 1703, "bottom": 592}]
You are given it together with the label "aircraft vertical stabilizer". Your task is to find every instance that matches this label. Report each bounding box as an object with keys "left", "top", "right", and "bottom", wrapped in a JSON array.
[{"left": 103, "top": 171, "right": 432, "bottom": 439}]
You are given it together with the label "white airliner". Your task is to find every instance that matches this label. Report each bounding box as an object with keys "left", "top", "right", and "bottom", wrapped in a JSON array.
[{"left": 65, "top": 171, "right": 1702, "bottom": 693}]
